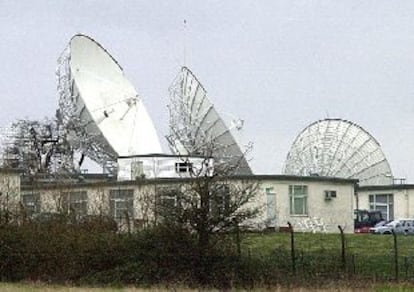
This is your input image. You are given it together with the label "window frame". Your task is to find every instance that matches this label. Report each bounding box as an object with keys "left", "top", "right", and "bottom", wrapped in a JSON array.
[
  {"left": 289, "top": 185, "right": 308, "bottom": 216},
  {"left": 211, "top": 184, "right": 231, "bottom": 216},
  {"left": 109, "top": 189, "right": 134, "bottom": 221},
  {"left": 61, "top": 191, "right": 88, "bottom": 217},
  {"left": 21, "top": 192, "right": 41, "bottom": 217},
  {"left": 175, "top": 161, "right": 193, "bottom": 173},
  {"left": 369, "top": 193, "right": 393, "bottom": 221}
]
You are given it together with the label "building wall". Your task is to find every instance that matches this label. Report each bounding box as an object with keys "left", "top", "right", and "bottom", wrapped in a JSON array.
[
  {"left": 258, "top": 179, "right": 355, "bottom": 233},
  {"left": 357, "top": 187, "right": 414, "bottom": 220},
  {"left": 20, "top": 176, "right": 356, "bottom": 233},
  {"left": 0, "top": 170, "right": 21, "bottom": 218}
]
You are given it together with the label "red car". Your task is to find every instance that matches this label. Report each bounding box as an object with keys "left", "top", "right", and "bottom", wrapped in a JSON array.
[{"left": 354, "top": 209, "right": 383, "bottom": 233}]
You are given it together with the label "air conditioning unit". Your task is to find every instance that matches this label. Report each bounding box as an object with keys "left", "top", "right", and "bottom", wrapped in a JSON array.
[{"left": 324, "top": 190, "right": 337, "bottom": 201}]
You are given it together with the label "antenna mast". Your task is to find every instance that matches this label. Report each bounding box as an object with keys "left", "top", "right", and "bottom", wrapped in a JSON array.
[{"left": 183, "top": 19, "right": 187, "bottom": 66}]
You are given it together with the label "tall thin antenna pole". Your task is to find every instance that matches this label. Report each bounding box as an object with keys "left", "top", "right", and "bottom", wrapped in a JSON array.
[{"left": 183, "top": 19, "right": 187, "bottom": 66}]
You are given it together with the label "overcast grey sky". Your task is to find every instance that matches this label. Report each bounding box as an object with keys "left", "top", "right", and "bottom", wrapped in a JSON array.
[{"left": 1, "top": 1, "right": 414, "bottom": 180}]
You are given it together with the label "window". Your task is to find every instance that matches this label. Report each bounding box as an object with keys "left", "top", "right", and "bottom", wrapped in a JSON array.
[
  {"left": 265, "top": 187, "right": 276, "bottom": 226},
  {"left": 109, "top": 189, "right": 134, "bottom": 221},
  {"left": 131, "top": 161, "right": 144, "bottom": 178},
  {"left": 156, "top": 187, "right": 181, "bottom": 219},
  {"left": 160, "top": 190, "right": 177, "bottom": 209},
  {"left": 369, "top": 194, "right": 393, "bottom": 220},
  {"left": 211, "top": 184, "right": 230, "bottom": 216},
  {"left": 289, "top": 185, "right": 308, "bottom": 215},
  {"left": 61, "top": 191, "right": 88, "bottom": 216},
  {"left": 156, "top": 186, "right": 182, "bottom": 218},
  {"left": 21, "top": 193, "right": 40, "bottom": 216},
  {"left": 175, "top": 162, "right": 193, "bottom": 173}
]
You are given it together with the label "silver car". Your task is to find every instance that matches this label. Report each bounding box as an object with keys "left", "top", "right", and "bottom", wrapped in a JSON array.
[{"left": 370, "top": 219, "right": 414, "bottom": 235}]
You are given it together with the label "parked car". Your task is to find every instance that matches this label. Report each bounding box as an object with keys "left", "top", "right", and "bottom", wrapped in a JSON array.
[
  {"left": 370, "top": 219, "right": 414, "bottom": 235},
  {"left": 354, "top": 209, "right": 383, "bottom": 233}
]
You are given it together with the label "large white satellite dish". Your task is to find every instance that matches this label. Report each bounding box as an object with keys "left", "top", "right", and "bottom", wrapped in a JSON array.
[
  {"left": 283, "top": 118, "right": 393, "bottom": 186},
  {"left": 56, "top": 34, "right": 162, "bottom": 171},
  {"left": 167, "top": 67, "right": 252, "bottom": 175}
]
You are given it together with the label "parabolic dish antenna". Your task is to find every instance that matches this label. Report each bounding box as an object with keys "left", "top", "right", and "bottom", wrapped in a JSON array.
[
  {"left": 167, "top": 66, "right": 252, "bottom": 175},
  {"left": 283, "top": 118, "right": 393, "bottom": 186},
  {"left": 56, "top": 34, "right": 162, "bottom": 171}
]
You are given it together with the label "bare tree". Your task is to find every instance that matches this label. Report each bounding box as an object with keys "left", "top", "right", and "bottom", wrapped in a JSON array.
[
  {"left": 161, "top": 68, "right": 261, "bottom": 281},
  {"left": 1, "top": 117, "right": 76, "bottom": 175},
  {"left": 155, "top": 169, "right": 260, "bottom": 284}
]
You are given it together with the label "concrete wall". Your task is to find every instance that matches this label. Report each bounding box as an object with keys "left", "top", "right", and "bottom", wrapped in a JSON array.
[
  {"left": 20, "top": 176, "right": 356, "bottom": 233},
  {"left": 0, "top": 170, "right": 21, "bottom": 218},
  {"left": 257, "top": 179, "right": 355, "bottom": 233},
  {"left": 357, "top": 187, "right": 414, "bottom": 219}
]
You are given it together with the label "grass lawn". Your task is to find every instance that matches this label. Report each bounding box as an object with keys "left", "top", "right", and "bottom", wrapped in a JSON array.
[
  {"left": 3, "top": 282, "right": 414, "bottom": 291},
  {"left": 242, "top": 232, "right": 414, "bottom": 280},
  {"left": 3, "top": 232, "right": 414, "bottom": 290},
  {"left": 0, "top": 283, "right": 196, "bottom": 292},
  {"left": 243, "top": 231, "right": 414, "bottom": 256}
]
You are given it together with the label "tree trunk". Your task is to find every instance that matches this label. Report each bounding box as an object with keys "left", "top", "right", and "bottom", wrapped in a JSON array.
[{"left": 197, "top": 179, "right": 211, "bottom": 285}]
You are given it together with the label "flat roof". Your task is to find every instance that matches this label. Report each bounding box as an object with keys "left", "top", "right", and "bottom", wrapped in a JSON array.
[
  {"left": 357, "top": 184, "right": 414, "bottom": 191},
  {"left": 21, "top": 173, "right": 358, "bottom": 191},
  {"left": 233, "top": 174, "right": 358, "bottom": 184},
  {"left": 118, "top": 153, "right": 211, "bottom": 159}
]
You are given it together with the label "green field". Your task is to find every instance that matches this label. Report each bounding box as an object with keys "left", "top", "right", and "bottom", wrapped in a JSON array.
[
  {"left": 244, "top": 232, "right": 410, "bottom": 255},
  {"left": 0, "top": 283, "right": 189, "bottom": 292},
  {"left": 2, "top": 280, "right": 414, "bottom": 291},
  {"left": 1, "top": 282, "right": 414, "bottom": 291},
  {"left": 241, "top": 232, "right": 414, "bottom": 282},
  {"left": 3, "top": 227, "right": 414, "bottom": 289}
]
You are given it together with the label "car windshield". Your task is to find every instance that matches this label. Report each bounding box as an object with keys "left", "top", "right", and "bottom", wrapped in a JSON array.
[
  {"left": 385, "top": 221, "right": 398, "bottom": 227},
  {"left": 374, "top": 220, "right": 387, "bottom": 227}
]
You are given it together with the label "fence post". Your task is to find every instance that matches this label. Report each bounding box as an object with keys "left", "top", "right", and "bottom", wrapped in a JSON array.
[
  {"left": 392, "top": 229, "right": 399, "bottom": 281},
  {"left": 248, "top": 248, "right": 252, "bottom": 288},
  {"left": 351, "top": 254, "right": 356, "bottom": 274},
  {"left": 404, "top": 256, "right": 408, "bottom": 279},
  {"left": 287, "top": 221, "right": 296, "bottom": 275},
  {"left": 338, "top": 225, "right": 346, "bottom": 271}
]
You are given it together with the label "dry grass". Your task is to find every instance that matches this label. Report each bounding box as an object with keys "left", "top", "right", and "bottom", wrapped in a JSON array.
[
  {"left": 2, "top": 282, "right": 414, "bottom": 292},
  {"left": 0, "top": 283, "right": 196, "bottom": 292}
]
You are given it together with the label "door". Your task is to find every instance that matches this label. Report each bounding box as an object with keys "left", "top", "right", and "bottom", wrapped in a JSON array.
[{"left": 266, "top": 187, "right": 277, "bottom": 227}]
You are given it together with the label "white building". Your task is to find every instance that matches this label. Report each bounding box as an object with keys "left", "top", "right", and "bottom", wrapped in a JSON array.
[
  {"left": 356, "top": 183, "right": 414, "bottom": 221},
  {"left": 16, "top": 173, "right": 357, "bottom": 233}
]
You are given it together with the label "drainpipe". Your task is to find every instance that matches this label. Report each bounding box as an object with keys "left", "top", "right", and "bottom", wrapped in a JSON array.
[{"left": 354, "top": 181, "right": 359, "bottom": 210}]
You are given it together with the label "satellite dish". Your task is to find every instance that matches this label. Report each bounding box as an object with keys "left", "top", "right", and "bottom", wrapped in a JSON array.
[
  {"left": 56, "top": 34, "right": 162, "bottom": 171},
  {"left": 167, "top": 66, "right": 252, "bottom": 175},
  {"left": 283, "top": 118, "right": 393, "bottom": 186}
]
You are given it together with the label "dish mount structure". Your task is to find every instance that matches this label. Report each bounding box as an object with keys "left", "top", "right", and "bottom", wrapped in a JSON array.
[
  {"left": 0, "top": 36, "right": 252, "bottom": 179},
  {"left": 283, "top": 118, "right": 393, "bottom": 186},
  {"left": 167, "top": 67, "right": 252, "bottom": 175}
]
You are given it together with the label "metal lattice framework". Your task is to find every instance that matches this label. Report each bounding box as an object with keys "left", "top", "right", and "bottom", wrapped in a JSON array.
[
  {"left": 167, "top": 66, "right": 252, "bottom": 175},
  {"left": 56, "top": 34, "right": 162, "bottom": 173},
  {"left": 56, "top": 44, "right": 116, "bottom": 172},
  {"left": 283, "top": 118, "right": 393, "bottom": 186}
]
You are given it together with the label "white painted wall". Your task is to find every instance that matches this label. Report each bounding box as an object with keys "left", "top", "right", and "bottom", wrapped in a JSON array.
[
  {"left": 357, "top": 187, "right": 414, "bottom": 219},
  {"left": 255, "top": 180, "right": 355, "bottom": 233},
  {"left": 0, "top": 171, "right": 21, "bottom": 216},
  {"left": 20, "top": 176, "right": 355, "bottom": 233}
]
